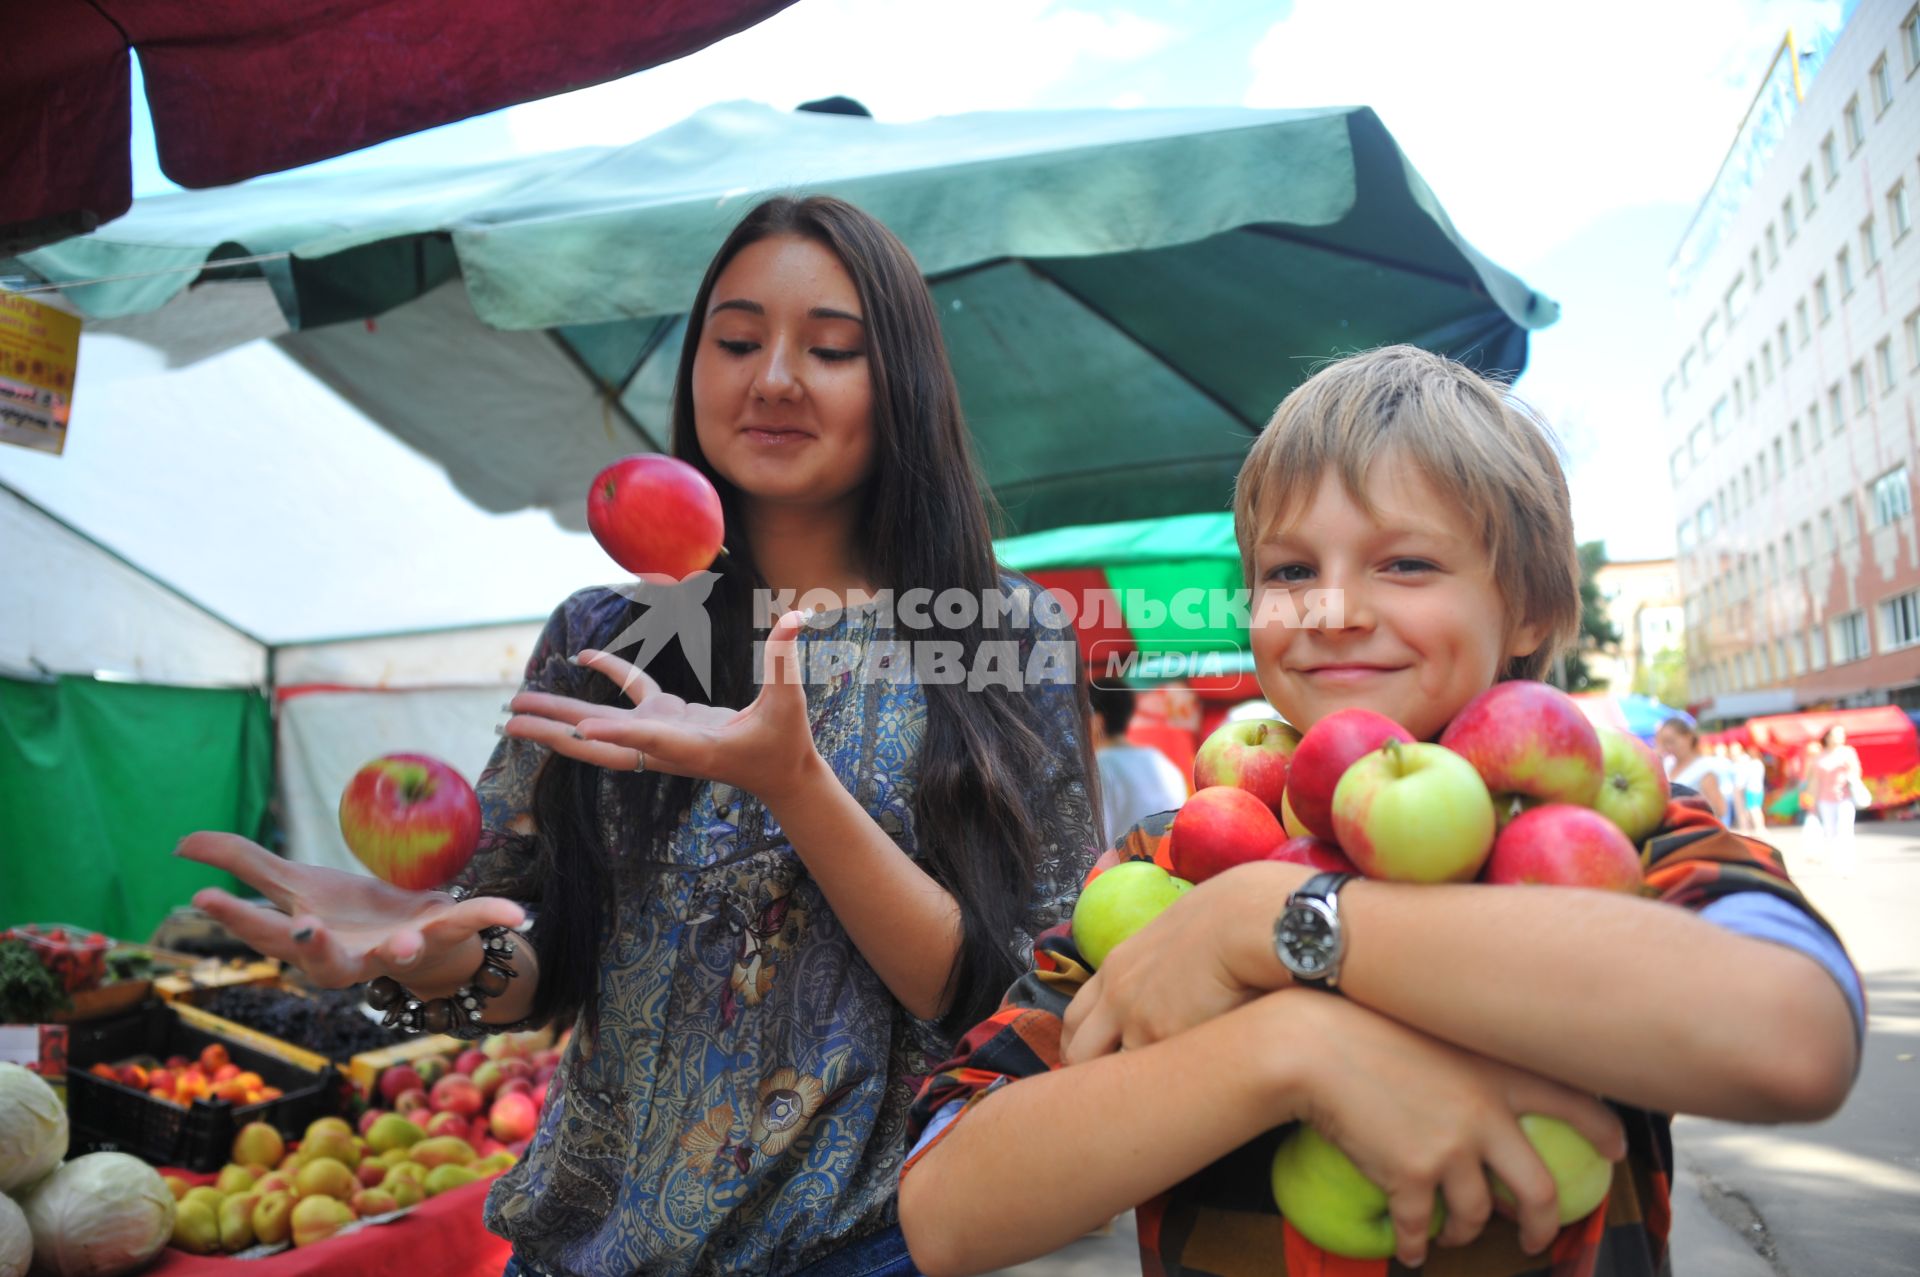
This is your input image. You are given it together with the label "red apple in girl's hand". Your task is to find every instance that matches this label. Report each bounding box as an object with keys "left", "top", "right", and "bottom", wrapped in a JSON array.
[
  {"left": 1192, "top": 718, "right": 1301, "bottom": 815},
  {"left": 586, "top": 454, "right": 725, "bottom": 580},
  {"left": 338, "top": 753, "right": 481, "bottom": 890},
  {"left": 1482, "top": 804, "right": 1643, "bottom": 891},
  {"left": 1167, "top": 786, "right": 1285, "bottom": 884},
  {"left": 1287, "top": 710, "right": 1416, "bottom": 842},
  {"left": 1439, "top": 681, "right": 1605, "bottom": 815}
]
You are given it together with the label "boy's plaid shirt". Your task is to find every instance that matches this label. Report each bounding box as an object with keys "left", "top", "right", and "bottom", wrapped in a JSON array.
[{"left": 905, "top": 795, "right": 1852, "bottom": 1277}]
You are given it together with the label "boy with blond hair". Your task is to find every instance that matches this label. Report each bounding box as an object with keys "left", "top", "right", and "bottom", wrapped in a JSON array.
[{"left": 898, "top": 347, "right": 1861, "bottom": 1277}]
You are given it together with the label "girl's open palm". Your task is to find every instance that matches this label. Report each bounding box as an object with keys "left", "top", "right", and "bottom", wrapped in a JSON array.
[
  {"left": 504, "top": 609, "right": 820, "bottom": 804},
  {"left": 176, "top": 832, "right": 525, "bottom": 995}
]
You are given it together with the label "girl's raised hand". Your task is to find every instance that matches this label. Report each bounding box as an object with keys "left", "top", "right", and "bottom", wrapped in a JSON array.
[
  {"left": 175, "top": 832, "right": 525, "bottom": 995},
  {"left": 504, "top": 610, "right": 820, "bottom": 805}
]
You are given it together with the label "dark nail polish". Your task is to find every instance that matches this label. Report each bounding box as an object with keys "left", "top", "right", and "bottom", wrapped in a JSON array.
[{"left": 291, "top": 927, "right": 314, "bottom": 943}]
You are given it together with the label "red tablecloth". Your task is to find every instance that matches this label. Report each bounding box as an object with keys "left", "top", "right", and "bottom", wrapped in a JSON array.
[{"left": 148, "top": 1178, "right": 511, "bottom": 1277}]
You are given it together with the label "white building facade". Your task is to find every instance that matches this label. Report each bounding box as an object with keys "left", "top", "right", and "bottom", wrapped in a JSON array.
[{"left": 1664, "top": 0, "right": 1920, "bottom": 717}]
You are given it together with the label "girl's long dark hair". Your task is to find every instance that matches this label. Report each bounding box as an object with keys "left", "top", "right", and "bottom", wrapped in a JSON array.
[{"left": 522, "top": 195, "right": 1094, "bottom": 1039}]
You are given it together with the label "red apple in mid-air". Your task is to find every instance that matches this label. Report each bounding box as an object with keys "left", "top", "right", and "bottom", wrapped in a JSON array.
[
  {"left": 1482, "top": 804, "right": 1643, "bottom": 892},
  {"left": 1439, "top": 681, "right": 1605, "bottom": 818},
  {"left": 1192, "top": 718, "right": 1302, "bottom": 815},
  {"left": 585, "top": 454, "right": 725, "bottom": 581},
  {"left": 1332, "top": 741, "right": 1495, "bottom": 883},
  {"left": 1263, "top": 835, "right": 1360, "bottom": 875},
  {"left": 338, "top": 753, "right": 481, "bottom": 891},
  {"left": 1590, "top": 727, "right": 1671, "bottom": 843},
  {"left": 1167, "top": 786, "right": 1286, "bottom": 884},
  {"left": 1287, "top": 710, "right": 1416, "bottom": 843}
]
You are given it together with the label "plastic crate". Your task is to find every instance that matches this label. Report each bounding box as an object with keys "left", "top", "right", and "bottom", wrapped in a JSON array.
[{"left": 65, "top": 1000, "right": 343, "bottom": 1172}]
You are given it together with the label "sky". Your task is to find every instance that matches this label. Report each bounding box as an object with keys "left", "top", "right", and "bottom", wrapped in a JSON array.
[{"left": 124, "top": 0, "right": 1851, "bottom": 566}]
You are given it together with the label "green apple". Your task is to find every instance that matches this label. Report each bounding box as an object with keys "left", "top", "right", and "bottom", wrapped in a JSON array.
[
  {"left": 1269, "top": 1124, "right": 1444, "bottom": 1259},
  {"left": 1331, "top": 741, "right": 1496, "bottom": 882},
  {"left": 1069, "top": 861, "right": 1193, "bottom": 969},
  {"left": 1492, "top": 1114, "right": 1614, "bottom": 1225},
  {"left": 1590, "top": 727, "right": 1671, "bottom": 844}
]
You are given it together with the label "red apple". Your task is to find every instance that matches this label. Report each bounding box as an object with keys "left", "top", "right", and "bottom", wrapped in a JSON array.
[
  {"left": 1332, "top": 741, "right": 1496, "bottom": 882},
  {"left": 357, "top": 1108, "right": 387, "bottom": 1137},
  {"left": 413, "top": 1055, "right": 450, "bottom": 1086},
  {"left": 1439, "top": 681, "right": 1604, "bottom": 816},
  {"left": 1288, "top": 710, "right": 1416, "bottom": 842},
  {"left": 1590, "top": 727, "right": 1670, "bottom": 844},
  {"left": 455, "top": 1049, "right": 489, "bottom": 1077},
  {"left": 425, "top": 1110, "right": 471, "bottom": 1141},
  {"left": 394, "top": 1088, "right": 430, "bottom": 1115},
  {"left": 1192, "top": 718, "right": 1301, "bottom": 815},
  {"left": 585, "top": 454, "right": 725, "bottom": 581},
  {"left": 470, "top": 1059, "right": 505, "bottom": 1099},
  {"left": 497, "top": 1058, "right": 534, "bottom": 1083},
  {"left": 430, "top": 1075, "right": 485, "bottom": 1118},
  {"left": 1167, "top": 786, "right": 1286, "bottom": 884},
  {"left": 489, "top": 1092, "right": 539, "bottom": 1143},
  {"left": 1263, "top": 835, "right": 1360, "bottom": 875},
  {"left": 356, "top": 1160, "right": 388, "bottom": 1188},
  {"left": 497, "top": 1078, "right": 533, "bottom": 1100},
  {"left": 1483, "top": 804, "right": 1643, "bottom": 892},
  {"left": 531, "top": 1083, "right": 549, "bottom": 1111},
  {"left": 338, "top": 753, "right": 481, "bottom": 890},
  {"left": 378, "top": 1064, "right": 423, "bottom": 1105}
]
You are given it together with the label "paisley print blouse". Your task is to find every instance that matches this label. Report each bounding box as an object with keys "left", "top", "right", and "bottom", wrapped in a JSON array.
[{"left": 454, "top": 581, "right": 1098, "bottom": 1275}]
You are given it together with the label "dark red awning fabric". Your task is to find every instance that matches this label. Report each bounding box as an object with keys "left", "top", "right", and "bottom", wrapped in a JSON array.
[{"left": 2, "top": 0, "right": 799, "bottom": 252}]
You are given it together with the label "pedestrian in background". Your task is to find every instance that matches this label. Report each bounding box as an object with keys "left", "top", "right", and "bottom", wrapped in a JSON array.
[
  {"left": 1087, "top": 682, "right": 1190, "bottom": 843},
  {"left": 1810, "top": 726, "right": 1866, "bottom": 878},
  {"left": 1730, "top": 742, "right": 1766, "bottom": 831}
]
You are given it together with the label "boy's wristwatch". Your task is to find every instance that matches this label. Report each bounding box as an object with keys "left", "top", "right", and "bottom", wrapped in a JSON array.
[{"left": 1273, "top": 872, "right": 1357, "bottom": 990}]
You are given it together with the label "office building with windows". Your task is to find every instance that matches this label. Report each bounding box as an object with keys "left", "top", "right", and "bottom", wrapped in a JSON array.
[{"left": 1663, "top": 0, "right": 1920, "bottom": 716}]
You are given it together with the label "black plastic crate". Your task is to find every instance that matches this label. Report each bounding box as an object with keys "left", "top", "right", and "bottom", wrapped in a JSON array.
[{"left": 65, "top": 1000, "right": 342, "bottom": 1172}]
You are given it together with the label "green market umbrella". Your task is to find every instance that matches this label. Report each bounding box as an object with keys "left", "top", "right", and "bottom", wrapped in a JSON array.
[{"left": 18, "top": 100, "right": 1556, "bottom": 539}]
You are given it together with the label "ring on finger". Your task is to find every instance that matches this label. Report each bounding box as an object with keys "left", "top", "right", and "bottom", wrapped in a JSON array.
[{"left": 632, "top": 749, "right": 647, "bottom": 773}]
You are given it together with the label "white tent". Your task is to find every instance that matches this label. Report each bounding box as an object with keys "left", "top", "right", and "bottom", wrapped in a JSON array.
[{"left": 0, "top": 321, "right": 623, "bottom": 873}]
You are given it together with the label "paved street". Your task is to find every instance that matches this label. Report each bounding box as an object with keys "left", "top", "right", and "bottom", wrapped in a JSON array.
[{"left": 990, "top": 819, "right": 1920, "bottom": 1276}]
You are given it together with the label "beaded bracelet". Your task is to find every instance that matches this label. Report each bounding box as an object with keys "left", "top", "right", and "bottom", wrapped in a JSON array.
[{"left": 365, "top": 924, "right": 519, "bottom": 1035}]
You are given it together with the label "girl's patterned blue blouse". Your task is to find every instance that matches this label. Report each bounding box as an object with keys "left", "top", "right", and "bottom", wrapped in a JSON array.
[{"left": 453, "top": 580, "right": 1098, "bottom": 1275}]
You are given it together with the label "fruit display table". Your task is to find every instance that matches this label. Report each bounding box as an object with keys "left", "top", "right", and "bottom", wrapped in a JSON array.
[{"left": 147, "top": 1178, "right": 511, "bottom": 1277}]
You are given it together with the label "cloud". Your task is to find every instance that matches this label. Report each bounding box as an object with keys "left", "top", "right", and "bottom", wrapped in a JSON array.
[
  {"left": 503, "top": 1, "right": 1176, "bottom": 150},
  {"left": 1243, "top": 0, "right": 1842, "bottom": 266}
]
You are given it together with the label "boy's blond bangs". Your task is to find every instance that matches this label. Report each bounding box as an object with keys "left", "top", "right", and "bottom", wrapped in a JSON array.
[{"left": 1232, "top": 346, "right": 1581, "bottom": 682}]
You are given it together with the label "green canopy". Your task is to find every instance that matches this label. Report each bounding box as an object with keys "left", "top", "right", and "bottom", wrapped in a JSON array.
[{"left": 21, "top": 101, "right": 1556, "bottom": 538}]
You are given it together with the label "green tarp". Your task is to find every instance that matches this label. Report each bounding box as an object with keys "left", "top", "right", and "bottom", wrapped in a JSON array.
[{"left": 0, "top": 677, "right": 268, "bottom": 941}]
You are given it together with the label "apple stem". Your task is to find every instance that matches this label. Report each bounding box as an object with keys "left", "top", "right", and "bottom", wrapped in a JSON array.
[{"left": 1382, "top": 737, "right": 1404, "bottom": 773}]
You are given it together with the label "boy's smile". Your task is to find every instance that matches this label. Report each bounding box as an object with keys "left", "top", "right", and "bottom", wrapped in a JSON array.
[{"left": 1249, "top": 454, "right": 1543, "bottom": 743}]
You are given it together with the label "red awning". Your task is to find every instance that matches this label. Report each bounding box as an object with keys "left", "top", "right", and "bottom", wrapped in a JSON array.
[
  {"left": 1744, "top": 705, "right": 1920, "bottom": 779},
  {"left": 3, "top": 0, "right": 798, "bottom": 252}
]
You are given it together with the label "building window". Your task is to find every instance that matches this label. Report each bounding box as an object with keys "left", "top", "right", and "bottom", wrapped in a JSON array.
[
  {"left": 1800, "top": 520, "right": 1814, "bottom": 563},
  {"left": 1689, "top": 421, "right": 1706, "bottom": 462},
  {"left": 1778, "top": 320, "right": 1792, "bottom": 366},
  {"left": 1879, "top": 338, "right": 1897, "bottom": 394},
  {"left": 1766, "top": 544, "right": 1778, "bottom": 582},
  {"left": 1863, "top": 217, "right": 1881, "bottom": 267},
  {"left": 1831, "top": 610, "right": 1871, "bottom": 663},
  {"left": 1851, "top": 362, "right": 1870, "bottom": 411},
  {"left": 1829, "top": 383, "right": 1845, "bottom": 431},
  {"left": 1907, "top": 6, "right": 1920, "bottom": 73},
  {"left": 1796, "top": 298, "right": 1812, "bottom": 345},
  {"left": 1698, "top": 502, "right": 1717, "bottom": 541},
  {"left": 1763, "top": 224, "right": 1779, "bottom": 268},
  {"left": 1670, "top": 448, "right": 1687, "bottom": 484},
  {"left": 1874, "top": 56, "right": 1894, "bottom": 115},
  {"left": 1908, "top": 311, "right": 1920, "bottom": 368},
  {"left": 1772, "top": 436, "right": 1785, "bottom": 481},
  {"left": 1841, "top": 494, "right": 1858, "bottom": 542},
  {"left": 1784, "top": 194, "right": 1800, "bottom": 241},
  {"left": 1821, "top": 132, "right": 1839, "bottom": 184},
  {"left": 1802, "top": 164, "right": 1818, "bottom": 215},
  {"left": 1756, "top": 448, "right": 1769, "bottom": 492},
  {"left": 1743, "top": 464, "right": 1755, "bottom": 507},
  {"left": 1874, "top": 464, "right": 1914, "bottom": 525},
  {"left": 1790, "top": 634, "right": 1806, "bottom": 676},
  {"left": 1893, "top": 183, "right": 1912, "bottom": 239},
  {"left": 1762, "top": 342, "right": 1775, "bottom": 385},
  {"left": 1808, "top": 398, "right": 1823, "bottom": 443},
  {"left": 1839, "top": 246, "right": 1854, "bottom": 295},
  {"left": 1704, "top": 311, "right": 1724, "bottom": 356},
  {"left": 1784, "top": 533, "right": 1797, "bottom": 574},
  {"left": 1815, "top": 276, "right": 1832, "bottom": 323},
  {"left": 1677, "top": 519, "right": 1694, "bottom": 552},
  {"left": 1724, "top": 274, "right": 1748, "bottom": 324},
  {"left": 1821, "top": 508, "right": 1836, "bottom": 554},
  {"left": 1791, "top": 419, "right": 1805, "bottom": 460},
  {"left": 1811, "top": 625, "right": 1829, "bottom": 670},
  {"left": 1711, "top": 396, "right": 1731, "bottom": 439},
  {"left": 1746, "top": 360, "right": 1758, "bottom": 403},
  {"left": 1883, "top": 590, "right": 1920, "bottom": 651},
  {"left": 1844, "top": 97, "right": 1864, "bottom": 152}
]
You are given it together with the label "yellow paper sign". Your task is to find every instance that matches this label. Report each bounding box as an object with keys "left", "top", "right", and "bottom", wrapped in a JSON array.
[{"left": 0, "top": 291, "right": 81, "bottom": 455}]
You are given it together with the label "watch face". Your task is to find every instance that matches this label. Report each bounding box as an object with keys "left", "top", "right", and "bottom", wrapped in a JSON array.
[{"left": 1279, "top": 902, "right": 1338, "bottom": 977}]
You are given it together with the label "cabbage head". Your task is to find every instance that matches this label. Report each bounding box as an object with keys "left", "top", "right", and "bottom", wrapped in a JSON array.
[
  {"left": 0, "top": 1192, "right": 30, "bottom": 1277},
  {"left": 0, "top": 1063, "right": 67, "bottom": 1193},
  {"left": 23, "top": 1153, "right": 175, "bottom": 1277}
]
